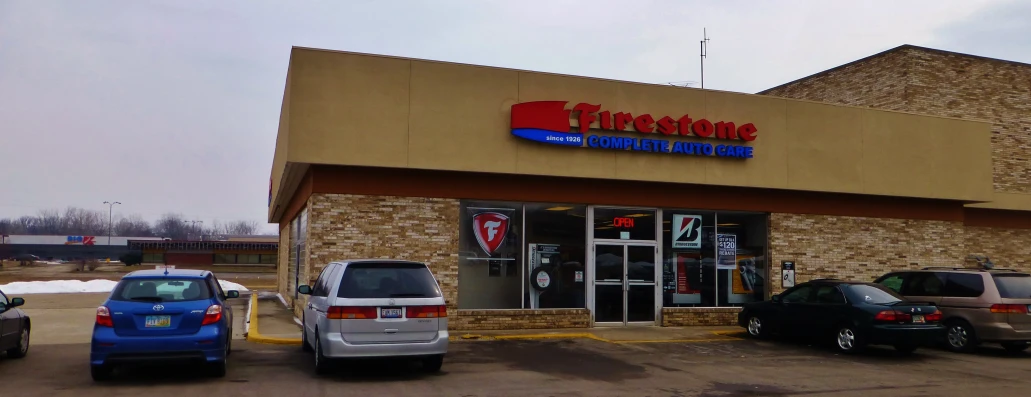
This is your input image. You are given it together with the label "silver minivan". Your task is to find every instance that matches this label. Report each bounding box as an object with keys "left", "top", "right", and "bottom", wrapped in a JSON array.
[{"left": 297, "top": 260, "right": 449, "bottom": 375}]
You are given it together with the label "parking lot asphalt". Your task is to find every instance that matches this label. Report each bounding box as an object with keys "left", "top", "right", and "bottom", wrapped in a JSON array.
[{"left": 4, "top": 334, "right": 1031, "bottom": 396}]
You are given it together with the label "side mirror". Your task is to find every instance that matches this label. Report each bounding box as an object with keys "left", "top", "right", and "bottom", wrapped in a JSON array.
[
  {"left": 771, "top": 294, "right": 781, "bottom": 303},
  {"left": 225, "top": 291, "right": 240, "bottom": 299},
  {"left": 10, "top": 297, "right": 24, "bottom": 307},
  {"left": 297, "top": 285, "right": 312, "bottom": 295}
]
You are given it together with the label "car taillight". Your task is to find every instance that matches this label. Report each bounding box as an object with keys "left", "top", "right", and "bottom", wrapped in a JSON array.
[
  {"left": 406, "top": 305, "right": 447, "bottom": 318},
  {"left": 874, "top": 310, "right": 913, "bottom": 323},
  {"left": 990, "top": 304, "right": 1028, "bottom": 314},
  {"left": 925, "top": 310, "right": 942, "bottom": 322},
  {"left": 201, "top": 304, "right": 223, "bottom": 325},
  {"left": 328, "top": 306, "right": 377, "bottom": 319},
  {"left": 96, "top": 306, "right": 113, "bottom": 327}
]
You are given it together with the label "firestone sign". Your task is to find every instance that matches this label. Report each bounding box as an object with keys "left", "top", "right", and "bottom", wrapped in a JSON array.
[{"left": 511, "top": 101, "right": 756, "bottom": 158}]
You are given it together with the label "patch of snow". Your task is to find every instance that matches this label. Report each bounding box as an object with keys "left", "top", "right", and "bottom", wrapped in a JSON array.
[
  {"left": 0, "top": 279, "right": 117, "bottom": 294},
  {"left": 0, "top": 279, "right": 249, "bottom": 294},
  {"left": 219, "top": 280, "right": 249, "bottom": 292}
]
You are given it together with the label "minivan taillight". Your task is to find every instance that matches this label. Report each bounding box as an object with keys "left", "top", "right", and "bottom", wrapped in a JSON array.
[
  {"left": 96, "top": 306, "right": 113, "bottom": 327},
  {"left": 201, "top": 304, "right": 223, "bottom": 325},
  {"left": 990, "top": 304, "right": 1028, "bottom": 314},
  {"left": 406, "top": 305, "right": 447, "bottom": 318},
  {"left": 328, "top": 306, "right": 377, "bottom": 319}
]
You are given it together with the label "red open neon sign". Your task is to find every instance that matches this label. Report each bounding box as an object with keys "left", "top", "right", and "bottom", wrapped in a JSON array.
[{"left": 613, "top": 217, "right": 635, "bottom": 228}]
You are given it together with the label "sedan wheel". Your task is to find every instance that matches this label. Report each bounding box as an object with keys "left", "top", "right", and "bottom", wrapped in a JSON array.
[
  {"left": 835, "top": 326, "right": 864, "bottom": 354},
  {"left": 747, "top": 317, "right": 765, "bottom": 338},
  {"left": 7, "top": 328, "right": 29, "bottom": 358}
]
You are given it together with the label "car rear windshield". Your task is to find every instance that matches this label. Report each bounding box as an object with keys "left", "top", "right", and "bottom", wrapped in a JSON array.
[
  {"left": 993, "top": 274, "right": 1031, "bottom": 299},
  {"left": 111, "top": 278, "right": 213, "bottom": 302},
  {"left": 337, "top": 263, "right": 442, "bottom": 299},
  {"left": 846, "top": 284, "right": 903, "bottom": 305}
]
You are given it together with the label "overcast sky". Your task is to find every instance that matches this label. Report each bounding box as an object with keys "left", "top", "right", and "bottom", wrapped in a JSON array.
[{"left": 1, "top": 0, "right": 1028, "bottom": 233}]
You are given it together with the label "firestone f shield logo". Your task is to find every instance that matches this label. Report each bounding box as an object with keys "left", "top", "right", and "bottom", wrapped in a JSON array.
[{"left": 472, "top": 212, "right": 510, "bottom": 255}]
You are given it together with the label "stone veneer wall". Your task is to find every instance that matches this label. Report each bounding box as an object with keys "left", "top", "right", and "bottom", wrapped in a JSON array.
[
  {"left": 450, "top": 309, "right": 591, "bottom": 330},
  {"left": 303, "top": 193, "right": 458, "bottom": 317},
  {"left": 662, "top": 308, "right": 741, "bottom": 327},
  {"left": 769, "top": 213, "right": 1031, "bottom": 295},
  {"left": 762, "top": 46, "right": 1031, "bottom": 193}
]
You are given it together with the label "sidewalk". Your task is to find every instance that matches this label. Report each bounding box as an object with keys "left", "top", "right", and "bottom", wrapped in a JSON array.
[
  {"left": 246, "top": 293, "right": 303, "bottom": 344},
  {"left": 244, "top": 295, "right": 746, "bottom": 345}
]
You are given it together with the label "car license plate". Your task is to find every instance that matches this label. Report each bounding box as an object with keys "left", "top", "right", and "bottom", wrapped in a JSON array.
[
  {"left": 380, "top": 308, "right": 402, "bottom": 319},
  {"left": 912, "top": 315, "right": 925, "bottom": 324},
  {"left": 145, "top": 315, "right": 171, "bottom": 328}
]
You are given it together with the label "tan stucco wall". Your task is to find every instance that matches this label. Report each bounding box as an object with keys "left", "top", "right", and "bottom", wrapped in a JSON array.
[{"left": 270, "top": 47, "right": 996, "bottom": 219}]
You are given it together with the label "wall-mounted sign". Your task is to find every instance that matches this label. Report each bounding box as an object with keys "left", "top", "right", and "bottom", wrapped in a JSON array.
[
  {"left": 781, "top": 261, "right": 796, "bottom": 288},
  {"left": 672, "top": 214, "right": 703, "bottom": 249},
  {"left": 716, "top": 234, "right": 737, "bottom": 270},
  {"left": 511, "top": 101, "right": 756, "bottom": 159},
  {"left": 65, "top": 235, "right": 96, "bottom": 246}
]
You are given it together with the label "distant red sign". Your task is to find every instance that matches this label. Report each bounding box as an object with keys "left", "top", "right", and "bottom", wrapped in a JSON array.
[{"left": 613, "top": 217, "right": 635, "bottom": 228}]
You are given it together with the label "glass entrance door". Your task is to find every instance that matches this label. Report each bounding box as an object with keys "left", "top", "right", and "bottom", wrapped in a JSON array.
[{"left": 592, "top": 243, "right": 658, "bottom": 325}]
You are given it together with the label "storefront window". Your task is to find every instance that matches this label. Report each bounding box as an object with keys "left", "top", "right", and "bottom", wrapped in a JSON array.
[
  {"left": 458, "top": 201, "right": 587, "bottom": 310},
  {"left": 661, "top": 210, "right": 768, "bottom": 307},
  {"left": 593, "top": 208, "right": 656, "bottom": 241},
  {"left": 458, "top": 201, "right": 523, "bottom": 309}
]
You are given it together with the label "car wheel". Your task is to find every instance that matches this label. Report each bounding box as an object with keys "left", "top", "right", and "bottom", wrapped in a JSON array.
[
  {"left": 945, "top": 320, "right": 978, "bottom": 353},
  {"left": 894, "top": 343, "right": 919, "bottom": 355},
  {"left": 1001, "top": 342, "right": 1030, "bottom": 353},
  {"left": 422, "top": 354, "right": 444, "bottom": 373},
  {"left": 834, "top": 325, "right": 865, "bottom": 354},
  {"left": 6, "top": 327, "right": 30, "bottom": 359},
  {"left": 314, "top": 333, "right": 331, "bottom": 376},
  {"left": 91, "top": 365, "right": 114, "bottom": 382},
  {"left": 745, "top": 315, "right": 770, "bottom": 339},
  {"left": 301, "top": 315, "right": 314, "bottom": 353}
]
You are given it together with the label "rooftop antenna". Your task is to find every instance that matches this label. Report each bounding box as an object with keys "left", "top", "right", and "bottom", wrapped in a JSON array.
[{"left": 700, "top": 28, "right": 710, "bottom": 89}]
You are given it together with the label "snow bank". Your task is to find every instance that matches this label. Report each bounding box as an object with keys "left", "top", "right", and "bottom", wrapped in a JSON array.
[
  {"left": 0, "top": 279, "right": 117, "bottom": 294},
  {"left": 0, "top": 279, "right": 250, "bottom": 294}
]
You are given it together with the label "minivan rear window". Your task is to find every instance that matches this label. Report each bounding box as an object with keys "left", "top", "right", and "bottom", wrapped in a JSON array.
[
  {"left": 337, "top": 263, "right": 442, "bottom": 299},
  {"left": 111, "top": 278, "right": 213, "bottom": 302},
  {"left": 993, "top": 274, "right": 1031, "bottom": 299}
]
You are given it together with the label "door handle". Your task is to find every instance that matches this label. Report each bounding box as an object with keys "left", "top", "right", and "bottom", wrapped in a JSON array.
[{"left": 384, "top": 329, "right": 398, "bottom": 334}]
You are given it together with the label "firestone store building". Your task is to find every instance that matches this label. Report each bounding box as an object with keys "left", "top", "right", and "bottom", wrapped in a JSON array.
[{"left": 271, "top": 45, "right": 1031, "bottom": 329}]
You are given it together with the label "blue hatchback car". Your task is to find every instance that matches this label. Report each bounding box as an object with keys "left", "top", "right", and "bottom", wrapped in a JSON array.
[{"left": 90, "top": 269, "right": 240, "bottom": 381}]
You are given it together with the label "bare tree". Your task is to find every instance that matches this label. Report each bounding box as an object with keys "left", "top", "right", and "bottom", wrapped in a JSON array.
[
  {"left": 36, "top": 209, "right": 63, "bottom": 234},
  {"left": 16, "top": 216, "right": 38, "bottom": 234},
  {"left": 153, "top": 213, "right": 192, "bottom": 240},
  {"left": 209, "top": 220, "right": 261, "bottom": 235},
  {"left": 62, "top": 207, "right": 107, "bottom": 235},
  {"left": 114, "top": 214, "right": 154, "bottom": 237}
]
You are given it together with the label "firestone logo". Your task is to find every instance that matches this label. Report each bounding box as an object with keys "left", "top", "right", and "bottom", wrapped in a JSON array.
[
  {"left": 472, "top": 212, "right": 510, "bottom": 255},
  {"left": 511, "top": 101, "right": 756, "bottom": 158}
]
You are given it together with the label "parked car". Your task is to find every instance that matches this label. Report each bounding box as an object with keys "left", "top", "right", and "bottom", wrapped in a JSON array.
[
  {"left": 297, "top": 259, "right": 449, "bottom": 375},
  {"left": 874, "top": 264, "right": 1031, "bottom": 353},
  {"left": 89, "top": 269, "right": 240, "bottom": 381},
  {"left": 738, "top": 279, "right": 944, "bottom": 354},
  {"left": 0, "top": 288, "right": 30, "bottom": 359}
]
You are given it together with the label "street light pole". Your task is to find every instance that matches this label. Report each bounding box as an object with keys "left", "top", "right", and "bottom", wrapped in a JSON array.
[{"left": 103, "top": 201, "right": 121, "bottom": 245}]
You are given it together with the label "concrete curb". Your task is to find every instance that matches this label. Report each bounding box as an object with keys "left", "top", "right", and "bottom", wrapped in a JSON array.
[
  {"left": 245, "top": 294, "right": 303, "bottom": 345},
  {"left": 450, "top": 330, "right": 747, "bottom": 344}
]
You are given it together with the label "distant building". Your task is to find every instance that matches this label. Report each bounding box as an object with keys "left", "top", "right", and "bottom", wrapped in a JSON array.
[
  {"left": 1, "top": 234, "right": 278, "bottom": 266},
  {"left": 0, "top": 234, "right": 164, "bottom": 261}
]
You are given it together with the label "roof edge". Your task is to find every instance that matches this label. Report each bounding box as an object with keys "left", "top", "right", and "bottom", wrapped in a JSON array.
[{"left": 758, "top": 44, "right": 1031, "bottom": 95}]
